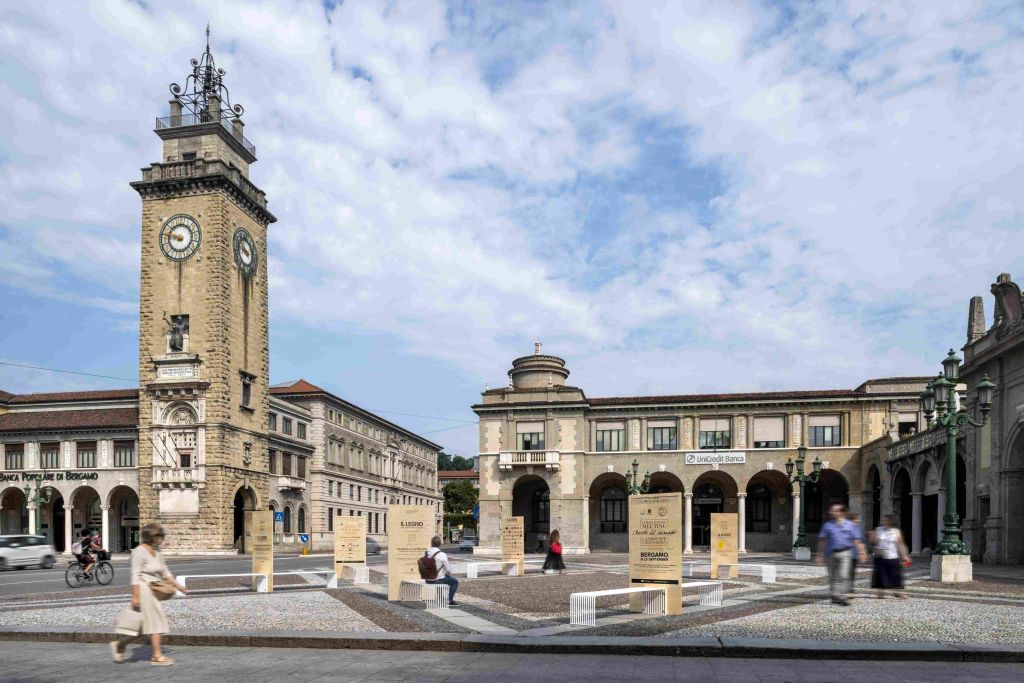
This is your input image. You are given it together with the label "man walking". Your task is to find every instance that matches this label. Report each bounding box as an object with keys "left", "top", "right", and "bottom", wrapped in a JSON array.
[
  {"left": 816, "top": 504, "right": 867, "bottom": 605},
  {"left": 422, "top": 536, "right": 460, "bottom": 606}
]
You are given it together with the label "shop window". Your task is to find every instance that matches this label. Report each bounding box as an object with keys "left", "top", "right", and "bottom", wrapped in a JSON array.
[{"left": 746, "top": 484, "right": 772, "bottom": 533}]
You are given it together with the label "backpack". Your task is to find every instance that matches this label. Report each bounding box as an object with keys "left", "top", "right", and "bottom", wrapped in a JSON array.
[
  {"left": 417, "top": 550, "right": 439, "bottom": 580},
  {"left": 71, "top": 541, "right": 83, "bottom": 555}
]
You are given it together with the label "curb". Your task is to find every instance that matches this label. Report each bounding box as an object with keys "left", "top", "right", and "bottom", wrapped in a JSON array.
[{"left": 0, "top": 627, "right": 1022, "bottom": 662}]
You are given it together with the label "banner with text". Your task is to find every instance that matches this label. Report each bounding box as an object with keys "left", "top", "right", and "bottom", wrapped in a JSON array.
[
  {"left": 334, "top": 516, "right": 367, "bottom": 579},
  {"left": 500, "top": 516, "right": 524, "bottom": 576},
  {"left": 628, "top": 492, "right": 682, "bottom": 615},
  {"left": 710, "top": 513, "right": 739, "bottom": 579},
  {"left": 387, "top": 505, "right": 435, "bottom": 601},
  {"left": 250, "top": 510, "right": 274, "bottom": 592}
]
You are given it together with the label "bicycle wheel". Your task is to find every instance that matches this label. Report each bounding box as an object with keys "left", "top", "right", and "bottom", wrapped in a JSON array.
[
  {"left": 94, "top": 561, "right": 114, "bottom": 586},
  {"left": 65, "top": 563, "right": 86, "bottom": 588}
]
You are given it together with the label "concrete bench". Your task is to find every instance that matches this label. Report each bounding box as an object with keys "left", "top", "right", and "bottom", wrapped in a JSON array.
[
  {"left": 176, "top": 573, "right": 269, "bottom": 596},
  {"left": 465, "top": 561, "right": 519, "bottom": 578},
  {"left": 327, "top": 563, "right": 370, "bottom": 587},
  {"left": 681, "top": 580, "right": 723, "bottom": 606},
  {"left": 399, "top": 579, "right": 450, "bottom": 609},
  {"left": 716, "top": 563, "right": 776, "bottom": 583},
  {"left": 569, "top": 586, "right": 667, "bottom": 627}
]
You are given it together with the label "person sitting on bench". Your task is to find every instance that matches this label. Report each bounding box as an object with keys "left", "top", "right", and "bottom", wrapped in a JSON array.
[{"left": 419, "top": 536, "right": 459, "bottom": 606}]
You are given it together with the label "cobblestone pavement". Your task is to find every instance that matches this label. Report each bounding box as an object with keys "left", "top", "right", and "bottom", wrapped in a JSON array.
[{"left": 1, "top": 642, "right": 1022, "bottom": 682}]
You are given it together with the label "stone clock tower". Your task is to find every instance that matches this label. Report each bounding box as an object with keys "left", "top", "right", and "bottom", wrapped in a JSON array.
[{"left": 130, "top": 33, "right": 275, "bottom": 553}]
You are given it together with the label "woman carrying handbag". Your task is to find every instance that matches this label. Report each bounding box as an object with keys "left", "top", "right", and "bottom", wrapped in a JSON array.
[
  {"left": 542, "top": 529, "right": 565, "bottom": 574},
  {"left": 111, "top": 523, "right": 187, "bottom": 665}
]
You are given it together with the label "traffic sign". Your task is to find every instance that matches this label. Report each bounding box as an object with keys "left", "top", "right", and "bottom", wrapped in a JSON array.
[
  {"left": 472, "top": 504, "right": 480, "bottom": 520},
  {"left": 274, "top": 511, "right": 284, "bottom": 523},
  {"left": 299, "top": 534, "right": 309, "bottom": 543}
]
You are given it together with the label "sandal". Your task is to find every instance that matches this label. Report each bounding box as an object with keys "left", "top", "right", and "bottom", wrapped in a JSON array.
[
  {"left": 110, "top": 641, "right": 124, "bottom": 663},
  {"left": 151, "top": 655, "right": 174, "bottom": 666}
]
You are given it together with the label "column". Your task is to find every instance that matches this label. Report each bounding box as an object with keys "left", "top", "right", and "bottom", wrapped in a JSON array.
[
  {"left": 63, "top": 504, "right": 74, "bottom": 556},
  {"left": 101, "top": 505, "right": 111, "bottom": 552},
  {"left": 737, "top": 492, "right": 747, "bottom": 553},
  {"left": 936, "top": 490, "right": 946, "bottom": 545},
  {"left": 791, "top": 494, "right": 800, "bottom": 545},
  {"left": 683, "top": 493, "right": 693, "bottom": 554},
  {"left": 911, "top": 492, "right": 923, "bottom": 554},
  {"left": 28, "top": 504, "right": 37, "bottom": 535}
]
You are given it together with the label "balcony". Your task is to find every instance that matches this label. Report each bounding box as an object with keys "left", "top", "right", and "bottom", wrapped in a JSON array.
[
  {"left": 887, "top": 427, "right": 946, "bottom": 462},
  {"left": 277, "top": 475, "right": 307, "bottom": 492},
  {"left": 498, "top": 450, "right": 560, "bottom": 472},
  {"left": 152, "top": 466, "right": 205, "bottom": 487},
  {"left": 138, "top": 159, "right": 267, "bottom": 209},
  {"left": 155, "top": 111, "right": 256, "bottom": 156}
]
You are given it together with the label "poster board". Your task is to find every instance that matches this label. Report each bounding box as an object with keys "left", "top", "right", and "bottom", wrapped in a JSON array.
[
  {"left": 628, "top": 492, "right": 682, "bottom": 615},
  {"left": 387, "top": 505, "right": 435, "bottom": 601},
  {"left": 334, "top": 515, "right": 367, "bottom": 579},
  {"left": 710, "top": 512, "right": 739, "bottom": 579},
  {"left": 250, "top": 510, "right": 274, "bottom": 592},
  {"left": 500, "top": 516, "right": 525, "bottom": 576}
]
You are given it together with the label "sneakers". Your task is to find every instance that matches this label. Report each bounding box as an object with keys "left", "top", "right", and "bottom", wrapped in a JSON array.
[{"left": 448, "top": 601, "right": 460, "bottom": 607}]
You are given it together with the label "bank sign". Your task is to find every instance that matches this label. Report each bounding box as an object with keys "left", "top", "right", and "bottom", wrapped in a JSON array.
[
  {"left": 684, "top": 452, "right": 746, "bottom": 465},
  {"left": 0, "top": 471, "right": 101, "bottom": 483}
]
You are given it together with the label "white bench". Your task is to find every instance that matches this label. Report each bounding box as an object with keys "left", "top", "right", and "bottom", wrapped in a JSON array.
[
  {"left": 569, "top": 586, "right": 667, "bottom": 627},
  {"left": 681, "top": 580, "right": 723, "bottom": 606},
  {"left": 465, "top": 561, "right": 519, "bottom": 578},
  {"left": 399, "top": 579, "right": 450, "bottom": 609},
  {"left": 716, "top": 563, "right": 776, "bottom": 583},
  {"left": 327, "top": 563, "right": 370, "bottom": 587},
  {"left": 176, "top": 573, "right": 269, "bottom": 596},
  {"left": 682, "top": 561, "right": 709, "bottom": 577}
]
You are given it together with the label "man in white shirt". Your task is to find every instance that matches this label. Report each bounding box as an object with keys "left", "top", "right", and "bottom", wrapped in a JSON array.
[{"left": 424, "top": 536, "right": 459, "bottom": 606}]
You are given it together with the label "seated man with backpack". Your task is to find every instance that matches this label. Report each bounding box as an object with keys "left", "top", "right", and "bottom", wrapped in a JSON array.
[{"left": 418, "top": 536, "right": 459, "bottom": 606}]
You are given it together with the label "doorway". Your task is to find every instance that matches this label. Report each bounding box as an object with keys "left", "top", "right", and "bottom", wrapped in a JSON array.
[{"left": 692, "top": 483, "right": 723, "bottom": 548}]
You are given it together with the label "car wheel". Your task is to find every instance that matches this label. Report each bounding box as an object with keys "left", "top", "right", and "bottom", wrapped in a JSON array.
[
  {"left": 0, "top": 558, "right": 6, "bottom": 571},
  {"left": 40, "top": 555, "right": 55, "bottom": 569}
]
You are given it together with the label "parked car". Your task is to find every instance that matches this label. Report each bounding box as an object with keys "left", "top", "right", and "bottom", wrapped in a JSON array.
[
  {"left": 366, "top": 537, "right": 381, "bottom": 555},
  {"left": 0, "top": 535, "right": 57, "bottom": 570},
  {"left": 458, "top": 533, "right": 478, "bottom": 552}
]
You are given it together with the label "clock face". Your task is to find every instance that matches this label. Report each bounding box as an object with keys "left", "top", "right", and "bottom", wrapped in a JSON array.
[
  {"left": 233, "top": 228, "right": 258, "bottom": 277},
  {"left": 159, "top": 215, "right": 201, "bottom": 261}
]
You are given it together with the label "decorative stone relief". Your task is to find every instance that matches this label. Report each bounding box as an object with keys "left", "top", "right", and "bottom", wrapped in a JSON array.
[
  {"left": 790, "top": 415, "right": 802, "bottom": 446},
  {"left": 683, "top": 417, "right": 693, "bottom": 449},
  {"left": 630, "top": 420, "right": 641, "bottom": 450},
  {"left": 735, "top": 418, "right": 747, "bottom": 448},
  {"left": 63, "top": 442, "right": 72, "bottom": 469}
]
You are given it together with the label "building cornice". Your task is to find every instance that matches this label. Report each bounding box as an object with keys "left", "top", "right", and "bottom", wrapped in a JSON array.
[{"left": 130, "top": 161, "right": 276, "bottom": 226}]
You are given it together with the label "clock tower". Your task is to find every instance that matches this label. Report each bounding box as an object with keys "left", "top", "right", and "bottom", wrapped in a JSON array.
[{"left": 131, "top": 31, "right": 275, "bottom": 553}]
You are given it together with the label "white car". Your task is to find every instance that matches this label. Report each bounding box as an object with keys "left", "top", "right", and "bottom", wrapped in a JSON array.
[
  {"left": 458, "top": 534, "right": 478, "bottom": 552},
  {"left": 0, "top": 535, "right": 57, "bottom": 570}
]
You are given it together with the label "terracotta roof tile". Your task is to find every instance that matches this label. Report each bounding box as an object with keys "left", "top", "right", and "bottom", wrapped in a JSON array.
[
  {"left": 8, "top": 388, "right": 139, "bottom": 404},
  {"left": 588, "top": 389, "right": 861, "bottom": 406},
  {"left": 0, "top": 408, "right": 138, "bottom": 433},
  {"left": 0, "top": 389, "right": 14, "bottom": 403},
  {"left": 269, "top": 379, "right": 325, "bottom": 395}
]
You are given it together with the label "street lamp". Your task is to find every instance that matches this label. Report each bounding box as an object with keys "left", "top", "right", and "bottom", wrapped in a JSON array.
[
  {"left": 23, "top": 480, "right": 53, "bottom": 535},
  {"left": 924, "top": 349, "right": 996, "bottom": 558},
  {"left": 785, "top": 444, "right": 822, "bottom": 560},
  {"left": 624, "top": 458, "right": 651, "bottom": 496}
]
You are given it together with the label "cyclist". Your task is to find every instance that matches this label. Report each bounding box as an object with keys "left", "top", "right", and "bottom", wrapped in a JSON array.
[{"left": 72, "top": 529, "right": 101, "bottom": 577}]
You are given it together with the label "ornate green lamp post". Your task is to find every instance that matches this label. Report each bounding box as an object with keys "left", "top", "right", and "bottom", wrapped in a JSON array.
[
  {"left": 785, "top": 444, "right": 822, "bottom": 561},
  {"left": 624, "top": 459, "right": 651, "bottom": 496},
  {"left": 921, "top": 349, "right": 995, "bottom": 581},
  {"left": 23, "top": 480, "right": 53, "bottom": 535}
]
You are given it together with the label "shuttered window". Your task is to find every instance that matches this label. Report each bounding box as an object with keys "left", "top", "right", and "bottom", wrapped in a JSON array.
[{"left": 754, "top": 417, "right": 785, "bottom": 448}]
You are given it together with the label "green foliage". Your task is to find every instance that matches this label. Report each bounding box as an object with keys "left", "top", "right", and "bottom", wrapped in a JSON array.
[
  {"left": 444, "top": 513, "right": 475, "bottom": 530},
  {"left": 437, "top": 452, "right": 474, "bottom": 471},
  {"left": 443, "top": 479, "right": 479, "bottom": 514}
]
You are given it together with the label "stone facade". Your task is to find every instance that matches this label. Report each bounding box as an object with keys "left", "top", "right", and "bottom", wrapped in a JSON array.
[{"left": 472, "top": 347, "right": 930, "bottom": 555}]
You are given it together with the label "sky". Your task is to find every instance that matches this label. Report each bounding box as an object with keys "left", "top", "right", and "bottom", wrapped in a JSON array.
[{"left": 1, "top": 0, "right": 1023, "bottom": 457}]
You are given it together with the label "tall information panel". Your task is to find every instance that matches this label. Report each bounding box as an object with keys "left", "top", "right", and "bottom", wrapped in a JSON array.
[
  {"left": 501, "top": 516, "right": 525, "bottom": 576},
  {"left": 710, "top": 512, "right": 739, "bottom": 579},
  {"left": 387, "top": 505, "right": 435, "bottom": 600},
  {"left": 628, "top": 492, "right": 682, "bottom": 615}
]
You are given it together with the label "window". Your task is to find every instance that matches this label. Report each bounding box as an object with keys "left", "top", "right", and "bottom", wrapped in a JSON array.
[
  {"left": 297, "top": 423, "right": 307, "bottom": 440},
  {"left": 384, "top": 513, "right": 387, "bottom": 533},
  {"left": 283, "top": 506, "right": 292, "bottom": 533},
  {"left": 600, "top": 487, "right": 627, "bottom": 533},
  {"left": 516, "top": 422, "right": 545, "bottom": 451},
  {"left": 76, "top": 442, "right": 97, "bottom": 469},
  {"left": 595, "top": 422, "right": 626, "bottom": 452},
  {"left": 40, "top": 443, "right": 60, "bottom": 469},
  {"left": 4, "top": 445, "right": 23, "bottom": 470},
  {"left": 268, "top": 450, "right": 277, "bottom": 474},
  {"left": 647, "top": 420, "right": 677, "bottom": 450},
  {"left": 328, "top": 481, "right": 334, "bottom": 496},
  {"left": 374, "top": 513, "right": 379, "bottom": 534},
  {"left": 531, "top": 488, "right": 550, "bottom": 532},
  {"left": 298, "top": 508, "right": 306, "bottom": 534},
  {"left": 182, "top": 152, "right": 196, "bottom": 161},
  {"left": 898, "top": 412, "right": 918, "bottom": 438},
  {"left": 269, "top": 413, "right": 277, "bottom": 431},
  {"left": 114, "top": 441, "right": 135, "bottom": 468},
  {"left": 349, "top": 484, "right": 354, "bottom": 499},
  {"left": 281, "top": 453, "right": 292, "bottom": 476},
  {"left": 753, "top": 417, "right": 785, "bottom": 449},
  {"left": 699, "top": 418, "right": 731, "bottom": 449},
  {"left": 240, "top": 373, "right": 253, "bottom": 409},
  {"left": 357, "top": 486, "right": 362, "bottom": 502},
  {"left": 808, "top": 415, "right": 841, "bottom": 447},
  {"left": 746, "top": 484, "right": 772, "bottom": 533},
  {"left": 297, "top": 456, "right": 306, "bottom": 479},
  {"left": 282, "top": 418, "right": 292, "bottom": 436},
  {"left": 328, "top": 508, "right": 333, "bottom": 531}
]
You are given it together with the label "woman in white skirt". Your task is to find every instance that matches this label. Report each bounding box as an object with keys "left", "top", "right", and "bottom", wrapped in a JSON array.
[{"left": 111, "top": 523, "right": 187, "bottom": 665}]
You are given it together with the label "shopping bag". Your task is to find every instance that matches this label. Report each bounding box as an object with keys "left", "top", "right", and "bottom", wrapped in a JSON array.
[{"left": 114, "top": 606, "right": 143, "bottom": 636}]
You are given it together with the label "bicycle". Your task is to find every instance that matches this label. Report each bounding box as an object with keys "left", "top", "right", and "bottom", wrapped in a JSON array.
[{"left": 65, "top": 553, "right": 114, "bottom": 588}]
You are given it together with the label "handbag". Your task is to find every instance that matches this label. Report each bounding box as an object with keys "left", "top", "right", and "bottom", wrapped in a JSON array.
[
  {"left": 114, "top": 606, "right": 143, "bottom": 636},
  {"left": 148, "top": 579, "right": 177, "bottom": 601}
]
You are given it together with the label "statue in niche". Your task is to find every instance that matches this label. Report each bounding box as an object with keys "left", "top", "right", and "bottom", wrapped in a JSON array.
[{"left": 163, "top": 312, "right": 189, "bottom": 352}]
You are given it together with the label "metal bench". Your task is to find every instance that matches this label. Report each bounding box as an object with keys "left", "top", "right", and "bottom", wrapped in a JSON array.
[
  {"left": 716, "top": 563, "right": 776, "bottom": 583},
  {"left": 465, "top": 561, "right": 519, "bottom": 578},
  {"left": 327, "top": 563, "right": 370, "bottom": 587},
  {"left": 399, "top": 579, "right": 450, "bottom": 609},
  {"left": 681, "top": 580, "right": 723, "bottom": 606},
  {"left": 568, "top": 586, "right": 667, "bottom": 627},
  {"left": 682, "top": 561, "right": 709, "bottom": 577},
  {"left": 176, "top": 573, "right": 269, "bottom": 596}
]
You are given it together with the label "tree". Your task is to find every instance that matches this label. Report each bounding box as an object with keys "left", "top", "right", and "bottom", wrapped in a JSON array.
[
  {"left": 437, "top": 452, "right": 474, "bottom": 471},
  {"left": 443, "top": 479, "right": 479, "bottom": 515}
]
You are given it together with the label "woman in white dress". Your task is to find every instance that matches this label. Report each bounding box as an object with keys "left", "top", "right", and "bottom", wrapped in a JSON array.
[
  {"left": 111, "top": 523, "right": 187, "bottom": 665},
  {"left": 869, "top": 514, "right": 909, "bottom": 599}
]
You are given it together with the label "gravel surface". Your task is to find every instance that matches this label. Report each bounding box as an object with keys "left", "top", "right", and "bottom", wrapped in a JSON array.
[
  {"left": 0, "top": 590, "right": 382, "bottom": 633},
  {"left": 326, "top": 589, "right": 470, "bottom": 633},
  {"left": 667, "top": 595, "right": 1024, "bottom": 644}
]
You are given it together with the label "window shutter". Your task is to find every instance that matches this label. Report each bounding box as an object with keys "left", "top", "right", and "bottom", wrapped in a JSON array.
[
  {"left": 808, "top": 415, "right": 840, "bottom": 428},
  {"left": 647, "top": 419, "right": 676, "bottom": 429},
  {"left": 700, "top": 418, "right": 730, "bottom": 432},
  {"left": 598, "top": 421, "right": 625, "bottom": 430},
  {"left": 516, "top": 421, "right": 544, "bottom": 434},
  {"left": 754, "top": 417, "right": 784, "bottom": 442}
]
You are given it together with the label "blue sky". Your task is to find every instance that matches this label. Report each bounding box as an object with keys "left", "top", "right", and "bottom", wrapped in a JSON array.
[{"left": 1, "top": 0, "right": 1023, "bottom": 456}]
